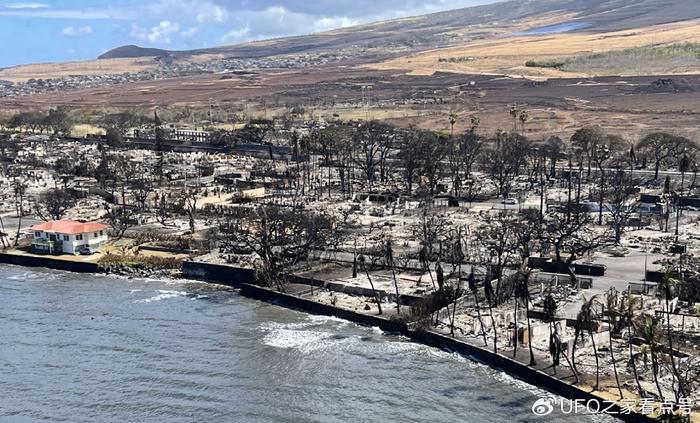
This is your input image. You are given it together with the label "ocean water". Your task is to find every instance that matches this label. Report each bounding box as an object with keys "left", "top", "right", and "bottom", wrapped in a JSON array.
[
  {"left": 515, "top": 22, "right": 592, "bottom": 35},
  {"left": 0, "top": 265, "right": 612, "bottom": 422}
]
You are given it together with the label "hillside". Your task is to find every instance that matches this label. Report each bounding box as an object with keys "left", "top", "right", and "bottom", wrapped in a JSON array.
[
  {"left": 4, "top": 0, "right": 700, "bottom": 85},
  {"left": 372, "top": 18, "right": 700, "bottom": 77},
  {"left": 99, "top": 0, "right": 700, "bottom": 61},
  {"left": 98, "top": 45, "right": 173, "bottom": 60}
]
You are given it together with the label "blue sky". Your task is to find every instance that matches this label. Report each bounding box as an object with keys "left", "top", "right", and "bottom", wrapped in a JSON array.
[{"left": 0, "top": 0, "right": 498, "bottom": 68}]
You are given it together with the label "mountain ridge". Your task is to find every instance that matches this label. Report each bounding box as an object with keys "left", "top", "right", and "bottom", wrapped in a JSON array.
[
  {"left": 98, "top": 0, "right": 700, "bottom": 61},
  {"left": 98, "top": 45, "right": 174, "bottom": 60}
]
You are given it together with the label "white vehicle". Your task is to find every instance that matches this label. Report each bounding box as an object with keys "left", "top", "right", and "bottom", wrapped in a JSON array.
[
  {"left": 502, "top": 198, "right": 519, "bottom": 205},
  {"left": 80, "top": 246, "right": 97, "bottom": 255}
]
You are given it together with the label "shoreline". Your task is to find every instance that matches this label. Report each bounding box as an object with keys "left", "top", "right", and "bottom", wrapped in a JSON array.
[{"left": 0, "top": 253, "right": 658, "bottom": 422}]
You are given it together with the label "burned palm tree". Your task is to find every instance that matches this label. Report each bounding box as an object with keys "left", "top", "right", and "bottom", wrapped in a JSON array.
[
  {"left": 512, "top": 274, "right": 521, "bottom": 359},
  {"left": 435, "top": 262, "right": 445, "bottom": 326},
  {"left": 383, "top": 238, "right": 401, "bottom": 313},
  {"left": 352, "top": 239, "right": 358, "bottom": 278},
  {"left": 543, "top": 293, "right": 577, "bottom": 382},
  {"left": 0, "top": 213, "right": 9, "bottom": 249},
  {"left": 543, "top": 293, "right": 559, "bottom": 372},
  {"left": 419, "top": 245, "right": 437, "bottom": 292},
  {"left": 621, "top": 293, "right": 644, "bottom": 397},
  {"left": 633, "top": 316, "right": 665, "bottom": 401},
  {"left": 484, "top": 270, "right": 498, "bottom": 354},
  {"left": 514, "top": 268, "right": 536, "bottom": 366},
  {"left": 603, "top": 288, "right": 623, "bottom": 399},
  {"left": 445, "top": 279, "right": 464, "bottom": 337},
  {"left": 658, "top": 271, "right": 687, "bottom": 400},
  {"left": 358, "top": 254, "right": 383, "bottom": 315},
  {"left": 572, "top": 295, "right": 600, "bottom": 390},
  {"left": 12, "top": 177, "right": 26, "bottom": 247},
  {"left": 467, "top": 269, "right": 488, "bottom": 346},
  {"left": 445, "top": 233, "right": 466, "bottom": 337}
]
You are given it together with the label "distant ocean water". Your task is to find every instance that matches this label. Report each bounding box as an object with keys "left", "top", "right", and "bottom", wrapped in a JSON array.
[
  {"left": 515, "top": 22, "right": 592, "bottom": 35},
  {"left": 0, "top": 265, "right": 612, "bottom": 422}
]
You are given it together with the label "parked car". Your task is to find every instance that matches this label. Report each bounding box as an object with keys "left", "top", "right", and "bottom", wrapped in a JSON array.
[
  {"left": 80, "top": 246, "right": 97, "bottom": 255},
  {"left": 501, "top": 198, "right": 518, "bottom": 205}
]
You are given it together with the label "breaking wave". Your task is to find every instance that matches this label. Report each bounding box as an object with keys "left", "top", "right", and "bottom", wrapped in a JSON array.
[{"left": 134, "top": 290, "right": 189, "bottom": 303}]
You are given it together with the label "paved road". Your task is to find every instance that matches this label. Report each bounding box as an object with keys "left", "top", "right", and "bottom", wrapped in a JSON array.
[
  {"left": 553, "top": 251, "right": 667, "bottom": 317},
  {"left": 0, "top": 213, "right": 41, "bottom": 233}
]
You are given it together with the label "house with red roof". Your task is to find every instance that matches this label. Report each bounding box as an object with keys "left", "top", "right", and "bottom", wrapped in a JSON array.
[{"left": 30, "top": 220, "right": 109, "bottom": 255}]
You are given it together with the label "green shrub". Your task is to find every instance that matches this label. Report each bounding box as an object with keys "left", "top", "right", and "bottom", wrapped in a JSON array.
[
  {"left": 438, "top": 56, "right": 476, "bottom": 63},
  {"left": 524, "top": 60, "right": 566, "bottom": 69},
  {"left": 98, "top": 253, "right": 183, "bottom": 270}
]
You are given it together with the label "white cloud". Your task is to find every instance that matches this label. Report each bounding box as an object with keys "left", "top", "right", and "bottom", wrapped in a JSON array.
[
  {"left": 130, "top": 20, "right": 181, "bottom": 44},
  {"left": 142, "top": 0, "right": 228, "bottom": 23},
  {"left": 222, "top": 25, "right": 250, "bottom": 42},
  {"left": 313, "top": 16, "right": 359, "bottom": 32},
  {"left": 196, "top": 5, "right": 225, "bottom": 23},
  {"left": 221, "top": 6, "right": 361, "bottom": 44},
  {"left": 180, "top": 26, "right": 200, "bottom": 38},
  {"left": 62, "top": 25, "right": 93, "bottom": 36},
  {"left": 0, "top": 7, "right": 129, "bottom": 19},
  {"left": 0, "top": 0, "right": 501, "bottom": 49},
  {"left": 3, "top": 2, "right": 49, "bottom": 9}
]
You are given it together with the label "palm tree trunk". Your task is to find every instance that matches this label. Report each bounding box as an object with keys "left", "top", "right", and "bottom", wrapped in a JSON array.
[
  {"left": 555, "top": 329, "right": 580, "bottom": 385},
  {"left": 390, "top": 265, "right": 400, "bottom": 313},
  {"left": 449, "top": 288, "right": 459, "bottom": 337},
  {"left": 487, "top": 301, "right": 497, "bottom": 354},
  {"left": 665, "top": 297, "right": 684, "bottom": 400},
  {"left": 472, "top": 290, "right": 488, "bottom": 346},
  {"left": 576, "top": 169, "right": 582, "bottom": 207},
  {"left": 609, "top": 326, "right": 623, "bottom": 398},
  {"left": 562, "top": 344, "right": 579, "bottom": 384},
  {"left": 362, "top": 261, "right": 383, "bottom": 315},
  {"left": 598, "top": 169, "right": 605, "bottom": 225},
  {"left": 14, "top": 201, "right": 22, "bottom": 247},
  {"left": 628, "top": 324, "right": 644, "bottom": 397},
  {"left": 571, "top": 329, "right": 581, "bottom": 375},
  {"left": 549, "top": 321, "right": 556, "bottom": 373},
  {"left": 590, "top": 329, "right": 600, "bottom": 391},
  {"left": 651, "top": 350, "right": 664, "bottom": 402},
  {"left": 513, "top": 297, "right": 519, "bottom": 358},
  {"left": 526, "top": 300, "right": 536, "bottom": 366},
  {"left": 328, "top": 164, "right": 332, "bottom": 198},
  {"left": 0, "top": 215, "right": 8, "bottom": 248}
]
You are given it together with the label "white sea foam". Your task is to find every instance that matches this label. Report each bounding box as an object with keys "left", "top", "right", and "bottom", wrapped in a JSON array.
[
  {"left": 370, "top": 326, "right": 384, "bottom": 335},
  {"left": 424, "top": 348, "right": 473, "bottom": 365},
  {"left": 259, "top": 316, "right": 366, "bottom": 354},
  {"left": 160, "top": 277, "right": 209, "bottom": 287},
  {"left": 307, "top": 314, "right": 350, "bottom": 327},
  {"left": 263, "top": 328, "right": 330, "bottom": 353},
  {"left": 259, "top": 320, "right": 315, "bottom": 332},
  {"left": 134, "top": 290, "right": 189, "bottom": 303},
  {"left": 8, "top": 272, "right": 40, "bottom": 281},
  {"left": 492, "top": 369, "right": 552, "bottom": 397}
]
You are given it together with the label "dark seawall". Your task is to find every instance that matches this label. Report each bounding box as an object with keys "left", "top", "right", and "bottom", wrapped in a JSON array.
[{"left": 0, "top": 253, "right": 101, "bottom": 273}]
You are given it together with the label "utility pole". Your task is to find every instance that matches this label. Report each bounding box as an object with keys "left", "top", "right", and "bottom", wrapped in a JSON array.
[
  {"left": 539, "top": 149, "right": 545, "bottom": 223},
  {"left": 566, "top": 156, "right": 572, "bottom": 223},
  {"left": 361, "top": 85, "right": 366, "bottom": 120},
  {"left": 675, "top": 192, "right": 681, "bottom": 242}
]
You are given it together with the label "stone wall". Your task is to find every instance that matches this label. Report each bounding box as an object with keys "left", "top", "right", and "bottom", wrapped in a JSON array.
[{"left": 0, "top": 253, "right": 101, "bottom": 273}]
